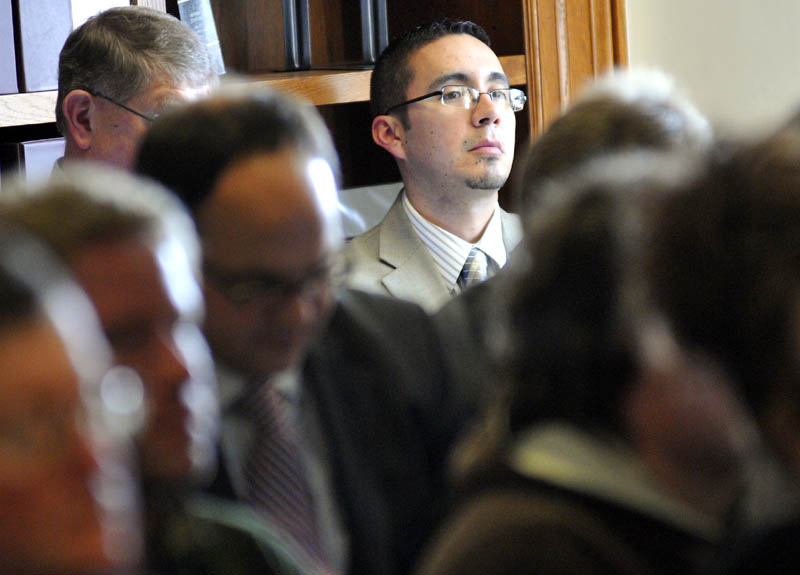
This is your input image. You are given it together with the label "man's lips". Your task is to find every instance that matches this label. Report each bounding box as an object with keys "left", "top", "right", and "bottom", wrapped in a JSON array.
[{"left": 469, "top": 140, "right": 503, "bottom": 154}]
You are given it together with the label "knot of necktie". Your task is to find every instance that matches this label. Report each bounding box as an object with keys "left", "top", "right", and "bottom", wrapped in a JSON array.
[{"left": 458, "top": 246, "right": 493, "bottom": 290}]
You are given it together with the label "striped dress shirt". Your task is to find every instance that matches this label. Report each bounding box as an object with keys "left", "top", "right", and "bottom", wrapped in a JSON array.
[{"left": 402, "top": 192, "right": 508, "bottom": 293}]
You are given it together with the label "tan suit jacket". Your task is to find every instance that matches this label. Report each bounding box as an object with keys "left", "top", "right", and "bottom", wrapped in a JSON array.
[{"left": 342, "top": 192, "right": 522, "bottom": 312}]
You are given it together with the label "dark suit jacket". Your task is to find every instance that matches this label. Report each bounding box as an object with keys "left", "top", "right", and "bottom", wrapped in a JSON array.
[
  {"left": 207, "top": 289, "right": 471, "bottom": 575},
  {"left": 725, "top": 516, "right": 800, "bottom": 575},
  {"left": 432, "top": 271, "right": 510, "bottom": 418},
  {"left": 304, "top": 288, "right": 470, "bottom": 575}
]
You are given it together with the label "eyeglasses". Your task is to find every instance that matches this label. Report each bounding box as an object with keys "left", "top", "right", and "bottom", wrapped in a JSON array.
[
  {"left": 203, "top": 259, "right": 347, "bottom": 305},
  {"left": 383, "top": 85, "right": 527, "bottom": 116},
  {"left": 90, "top": 91, "right": 158, "bottom": 123}
]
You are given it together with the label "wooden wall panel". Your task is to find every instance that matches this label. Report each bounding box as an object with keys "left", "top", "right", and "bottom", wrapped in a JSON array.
[
  {"left": 565, "top": 1, "right": 595, "bottom": 100},
  {"left": 611, "top": 0, "right": 628, "bottom": 65},
  {"left": 523, "top": 0, "right": 627, "bottom": 136},
  {"left": 210, "top": 0, "right": 249, "bottom": 72}
]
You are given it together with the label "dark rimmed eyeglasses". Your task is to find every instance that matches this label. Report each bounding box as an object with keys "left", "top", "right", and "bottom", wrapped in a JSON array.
[
  {"left": 202, "top": 258, "right": 348, "bottom": 305},
  {"left": 383, "top": 84, "right": 527, "bottom": 116},
  {"left": 90, "top": 91, "right": 158, "bottom": 123}
]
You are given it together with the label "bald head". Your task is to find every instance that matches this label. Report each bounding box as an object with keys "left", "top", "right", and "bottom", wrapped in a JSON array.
[
  {"left": 199, "top": 149, "right": 342, "bottom": 269},
  {"left": 197, "top": 147, "right": 341, "bottom": 378}
]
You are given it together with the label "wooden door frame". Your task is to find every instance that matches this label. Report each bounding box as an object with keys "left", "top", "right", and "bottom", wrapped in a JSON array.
[{"left": 522, "top": 0, "right": 628, "bottom": 136}]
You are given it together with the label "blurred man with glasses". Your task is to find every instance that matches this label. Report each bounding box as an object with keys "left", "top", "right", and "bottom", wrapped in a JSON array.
[
  {"left": 344, "top": 18, "right": 525, "bottom": 312},
  {"left": 136, "top": 87, "right": 469, "bottom": 575}
]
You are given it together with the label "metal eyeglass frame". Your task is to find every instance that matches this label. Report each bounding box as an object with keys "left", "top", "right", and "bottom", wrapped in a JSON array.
[
  {"left": 90, "top": 91, "right": 157, "bottom": 123},
  {"left": 383, "top": 85, "right": 527, "bottom": 116}
]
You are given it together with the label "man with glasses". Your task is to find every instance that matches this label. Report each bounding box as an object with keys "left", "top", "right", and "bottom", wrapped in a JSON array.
[
  {"left": 56, "top": 6, "right": 216, "bottom": 170},
  {"left": 344, "top": 18, "right": 525, "bottom": 312},
  {"left": 136, "top": 87, "right": 469, "bottom": 575}
]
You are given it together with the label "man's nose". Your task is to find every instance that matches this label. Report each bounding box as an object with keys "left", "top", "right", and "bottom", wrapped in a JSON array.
[{"left": 472, "top": 92, "right": 502, "bottom": 126}]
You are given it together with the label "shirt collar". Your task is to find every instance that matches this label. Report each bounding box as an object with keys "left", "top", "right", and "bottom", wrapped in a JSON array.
[
  {"left": 509, "top": 422, "right": 723, "bottom": 542},
  {"left": 402, "top": 191, "right": 507, "bottom": 291},
  {"left": 217, "top": 364, "right": 301, "bottom": 413}
]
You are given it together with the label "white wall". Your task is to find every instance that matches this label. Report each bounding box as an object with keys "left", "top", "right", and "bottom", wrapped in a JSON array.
[
  {"left": 627, "top": 0, "right": 800, "bottom": 135},
  {"left": 72, "top": 1, "right": 129, "bottom": 28}
]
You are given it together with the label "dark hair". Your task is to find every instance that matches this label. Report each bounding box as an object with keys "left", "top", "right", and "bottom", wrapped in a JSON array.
[
  {"left": 517, "top": 69, "right": 710, "bottom": 214},
  {"left": 648, "top": 131, "right": 800, "bottom": 415},
  {"left": 135, "top": 87, "right": 339, "bottom": 212},
  {"left": 504, "top": 151, "right": 699, "bottom": 436},
  {"left": 370, "top": 18, "right": 490, "bottom": 124},
  {"left": 56, "top": 6, "right": 215, "bottom": 134}
]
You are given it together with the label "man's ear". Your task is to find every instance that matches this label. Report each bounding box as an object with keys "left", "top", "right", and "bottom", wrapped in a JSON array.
[
  {"left": 62, "top": 90, "right": 95, "bottom": 150},
  {"left": 372, "top": 114, "right": 407, "bottom": 161}
]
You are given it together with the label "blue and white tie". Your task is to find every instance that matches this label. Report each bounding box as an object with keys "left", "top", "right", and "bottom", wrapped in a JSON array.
[{"left": 458, "top": 246, "right": 490, "bottom": 290}]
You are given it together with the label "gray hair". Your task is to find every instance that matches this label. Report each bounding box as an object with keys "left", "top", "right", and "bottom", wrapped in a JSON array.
[
  {"left": 517, "top": 68, "right": 711, "bottom": 213},
  {"left": 56, "top": 6, "right": 216, "bottom": 133}
]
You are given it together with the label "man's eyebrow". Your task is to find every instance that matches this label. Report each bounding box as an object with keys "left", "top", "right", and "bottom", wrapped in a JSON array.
[
  {"left": 488, "top": 71, "right": 510, "bottom": 86},
  {"left": 427, "top": 71, "right": 510, "bottom": 90},
  {"left": 428, "top": 72, "right": 470, "bottom": 90}
]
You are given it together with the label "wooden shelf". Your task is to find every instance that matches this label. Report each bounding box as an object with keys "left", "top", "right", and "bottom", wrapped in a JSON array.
[
  {"left": 247, "top": 54, "right": 526, "bottom": 106},
  {"left": 0, "top": 54, "right": 526, "bottom": 128},
  {"left": 0, "top": 91, "right": 58, "bottom": 128}
]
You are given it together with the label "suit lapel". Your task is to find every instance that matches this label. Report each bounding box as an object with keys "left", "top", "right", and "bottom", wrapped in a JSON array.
[
  {"left": 499, "top": 207, "right": 523, "bottom": 255},
  {"left": 377, "top": 198, "right": 451, "bottom": 310},
  {"left": 302, "top": 300, "right": 393, "bottom": 574}
]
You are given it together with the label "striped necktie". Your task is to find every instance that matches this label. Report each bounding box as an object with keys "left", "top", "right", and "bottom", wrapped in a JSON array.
[
  {"left": 243, "top": 382, "right": 333, "bottom": 573},
  {"left": 458, "top": 246, "right": 491, "bottom": 290}
]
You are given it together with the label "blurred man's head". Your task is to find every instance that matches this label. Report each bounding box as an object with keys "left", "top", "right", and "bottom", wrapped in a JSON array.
[
  {"left": 647, "top": 130, "right": 800, "bottom": 482},
  {"left": 137, "top": 87, "right": 343, "bottom": 380},
  {"left": 57, "top": 6, "right": 216, "bottom": 169},
  {"left": 0, "top": 224, "right": 141, "bottom": 573},
  {"left": 517, "top": 69, "right": 711, "bottom": 214},
  {"left": 1, "top": 166, "right": 217, "bottom": 484},
  {"left": 505, "top": 152, "right": 755, "bottom": 517}
]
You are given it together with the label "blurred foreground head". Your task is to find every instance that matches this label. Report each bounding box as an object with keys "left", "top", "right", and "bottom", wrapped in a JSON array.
[
  {"left": 0, "top": 222, "right": 142, "bottom": 573},
  {"left": 504, "top": 150, "right": 756, "bottom": 519},
  {"left": 647, "top": 128, "right": 800, "bottom": 483},
  {"left": 1, "top": 165, "right": 218, "bottom": 485},
  {"left": 518, "top": 68, "right": 711, "bottom": 214},
  {"left": 137, "top": 86, "right": 344, "bottom": 380}
]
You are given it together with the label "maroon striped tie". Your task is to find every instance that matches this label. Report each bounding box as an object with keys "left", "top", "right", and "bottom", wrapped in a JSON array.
[{"left": 243, "top": 382, "right": 333, "bottom": 573}]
